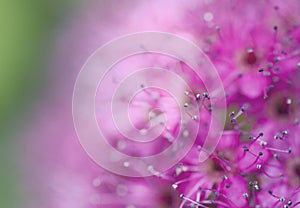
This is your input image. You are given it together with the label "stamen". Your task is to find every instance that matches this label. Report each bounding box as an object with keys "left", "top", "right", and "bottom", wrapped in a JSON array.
[
  {"left": 269, "top": 190, "right": 288, "bottom": 207},
  {"left": 192, "top": 115, "right": 198, "bottom": 120},
  {"left": 265, "top": 147, "right": 292, "bottom": 154},
  {"left": 282, "top": 130, "right": 289, "bottom": 138},
  {"left": 231, "top": 106, "right": 246, "bottom": 121},
  {"left": 175, "top": 164, "right": 188, "bottom": 175},
  {"left": 213, "top": 155, "right": 232, "bottom": 171},
  {"left": 243, "top": 151, "right": 263, "bottom": 170},
  {"left": 203, "top": 92, "right": 210, "bottom": 100},
  {"left": 215, "top": 26, "right": 224, "bottom": 41},
  {"left": 198, "top": 187, "right": 239, "bottom": 208},
  {"left": 249, "top": 181, "right": 260, "bottom": 191},
  {"left": 196, "top": 191, "right": 201, "bottom": 203},
  {"left": 147, "top": 165, "right": 173, "bottom": 180},
  {"left": 243, "top": 193, "right": 249, "bottom": 199},
  {"left": 172, "top": 174, "right": 203, "bottom": 188},
  {"left": 179, "top": 194, "right": 209, "bottom": 208},
  {"left": 274, "top": 134, "right": 282, "bottom": 140},
  {"left": 264, "top": 84, "right": 275, "bottom": 99},
  {"left": 249, "top": 132, "right": 264, "bottom": 146},
  {"left": 184, "top": 91, "right": 198, "bottom": 102},
  {"left": 262, "top": 169, "right": 284, "bottom": 179}
]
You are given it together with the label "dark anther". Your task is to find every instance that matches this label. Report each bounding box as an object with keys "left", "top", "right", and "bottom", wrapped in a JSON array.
[
  {"left": 258, "top": 152, "right": 263, "bottom": 156},
  {"left": 230, "top": 118, "right": 236, "bottom": 124},
  {"left": 268, "top": 85, "right": 274, "bottom": 90},
  {"left": 243, "top": 146, "right": 249, "bottom": 152},
  {"left": 203, "top": 92, "right": 209, "bottom": 99},
  {"left": 258, "top": 68, "right": 264, "bottom": 72},
  {"left": 279, "top": 197, "right": 285, "bottom": 202},
  {"left": 274, "top": 135, "right": 281, "bottom": 140}
]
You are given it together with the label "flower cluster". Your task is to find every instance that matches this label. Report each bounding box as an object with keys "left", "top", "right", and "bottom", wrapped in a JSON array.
[{"left": 30, "top": 0, "right": 300, "bottom": 207}]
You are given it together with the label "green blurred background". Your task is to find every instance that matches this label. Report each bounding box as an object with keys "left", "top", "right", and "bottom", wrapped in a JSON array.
[{"left": 0, "top": 0, "right": 75, "bottom": 207}]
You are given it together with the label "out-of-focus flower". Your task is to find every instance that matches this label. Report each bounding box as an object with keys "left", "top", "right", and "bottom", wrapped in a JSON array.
[{"left": 26, "top": 0, "right": 300, "bottom": 207}]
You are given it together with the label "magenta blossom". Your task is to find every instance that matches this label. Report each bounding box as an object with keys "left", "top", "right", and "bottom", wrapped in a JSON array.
[{"left": 26, "top": 0, "right": 300, "bottom": 207}]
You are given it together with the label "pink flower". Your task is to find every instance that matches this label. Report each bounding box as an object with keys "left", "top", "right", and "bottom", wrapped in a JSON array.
[{"left": 26, "top": 0, "right": 300, "bottom": 207}]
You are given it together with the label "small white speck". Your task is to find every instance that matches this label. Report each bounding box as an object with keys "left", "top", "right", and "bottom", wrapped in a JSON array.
[
  {"left": 203, "top": 12, "right": 213, "bottom": 21},
  {"left": 123, "top": 161, "right": 130, "bottom": 167},
  {"left": 182, "top": 129, "right": 189, "bottom": 138},
  {"left": 151, "top": 92, "right": 160, "bottom": 100},
  {"left": 147, "top": 165, "right": 154, "bottom": 172},
  {"left": 139, "top": 129, "right": 147, "bottom": 135},
  {"left": 164, "top": 132, "right": 173, "bottom": 142},
  {"left": 116, "top": 184, "right": 128, "bottom": 196},
  {"left": 117, "top": 140, "right": 126, "bottom": 150},
  {"left": 247, "top": 48, "right": 254, "bottom": 53},
  {"left": 172, "top": 184, "right": 178, "bottom": 190},
  {"left": 149, "top": 111, "right": 156, "bottom": 119},
  {"left": 176, "top": 165, "right": 187, "bottom": 175},
  {"left": 243, "top": 193, "right": 249, "bottom": 198},
  {"left": 92, "top": 178, "right": 102, "bottom": 187},
  {"left": 192, "top": 115, "right": 198, "bottom": 120},
  {"left": 286, "top": 98, "right": 292, "bottom": 105},
  {"left": 254, "top": 184, "right": 260, "bottom": 190}
]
